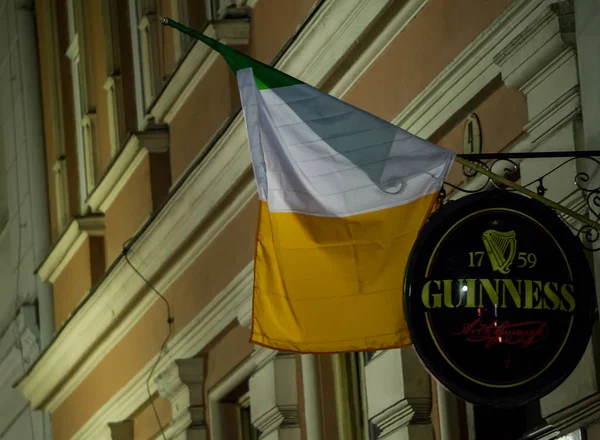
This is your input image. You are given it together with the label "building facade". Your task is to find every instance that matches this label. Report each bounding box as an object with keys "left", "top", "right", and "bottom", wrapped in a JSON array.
[
  {"left": 14, "top": 0, "right": 600, "bottom": 439},
  {"left": 0, "top": 0, "right": 54, "bottom": 440}
]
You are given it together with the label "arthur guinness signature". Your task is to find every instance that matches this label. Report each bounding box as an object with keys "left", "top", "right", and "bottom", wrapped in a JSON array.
[{"left": 455, "top": 318, "right": 549, "bottom": 348}]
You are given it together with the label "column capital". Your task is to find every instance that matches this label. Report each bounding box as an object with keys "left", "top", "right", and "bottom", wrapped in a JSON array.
[
  {"left": 249, "top": 354, "right": 300, "bottom": 438},
  {"left": 364, "top": 348, "right": 431, "bottom": 439},
  {"left": 155, "top": 357, "right": 206, "bottom": 439}
]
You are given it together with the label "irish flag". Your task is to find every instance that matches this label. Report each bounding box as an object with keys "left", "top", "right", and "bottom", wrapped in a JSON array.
[{"left": 164, "top": 19, "right": 456, "bottom": 353}]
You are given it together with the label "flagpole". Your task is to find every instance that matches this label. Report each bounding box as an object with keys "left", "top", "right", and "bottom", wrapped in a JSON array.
[{"left": 455, "top": 156, "right": 600, "bottom": 231}]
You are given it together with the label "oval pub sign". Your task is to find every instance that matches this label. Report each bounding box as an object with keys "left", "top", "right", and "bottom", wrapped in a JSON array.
[{"left": 405, "top": 191, "right": 596, "bottom": 407}]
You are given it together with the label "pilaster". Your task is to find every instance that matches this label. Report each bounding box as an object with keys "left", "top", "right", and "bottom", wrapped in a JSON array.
[
  {"left": 249, "top": 353, "right": 301, "bottom": 440},
  {"left": 494, "top": 0, "right": 581, "bottom": 204},
  {"left": 364, "top": 349, "right": 432, "bottom": 440},
  {"left": 155, "top": 357, "right": 206, "bottom": 440}
]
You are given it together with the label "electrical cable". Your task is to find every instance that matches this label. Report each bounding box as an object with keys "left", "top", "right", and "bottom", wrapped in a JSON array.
[{"left": 122, "top": 240, "right": 174, "bottom": 440}]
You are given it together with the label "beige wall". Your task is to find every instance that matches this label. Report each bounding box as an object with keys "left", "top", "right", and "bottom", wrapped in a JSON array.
[
  {"left": 204, "top": 324, "right": 254, "bottom": 395},
  {"left": 249, "top": 0, "right": 319, "bottom": 64},
  {"left": 344, "top": 0, "right": 512, "bottom": 121},
  {"left": 169, "top": 57, "right": 240, "bottom": 180},
  {"left": 53, "top": 238, "right": 93, "bottom": 329},
  {"left": 104, "top": 156, "right": 154, "bottom": 265},
  {"left": 132, "top": 397, "right": 172, "bottom": 440},
  {"left": 52, "top": 198, "right": 257, "bottom": 440}
]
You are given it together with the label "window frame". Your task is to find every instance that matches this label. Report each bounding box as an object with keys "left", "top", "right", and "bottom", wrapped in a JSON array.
[
  {"left": 66, "top": 0, "right": 96, "bottom": 212},
  {"left": 332, "top": 352, "right": 378, "bottom": 440}
]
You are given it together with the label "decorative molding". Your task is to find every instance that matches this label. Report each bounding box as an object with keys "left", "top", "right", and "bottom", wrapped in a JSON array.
[
  {"left": 16, "top": 0, "right": 392, "bottom": 418},
  {"left": 36, "top": 214, "right": 105, "bottom": 283},
  {"left": 364, "top": 349, "right": 431, "bottom": 438},
  {"left": 551, "top": 0, "right": 575, "bottom": 45},
  {"left": 104, "top": 74, "right": 126, "bottom": 158},
  {"left": 86, "top": 130, "right": 170, "bottom": 212},
  {"left": 391, "top": 0, "right": 549, "bottom": 139},
  {"left": 277, "top": 0, "right": 395, "bottom": 90},
  {"left": 371, "top": 400, "right": 429, "bottom": 436},
  {"left": 82, "top": 112, "right": 98, "bottom": 194},
  {"left": 156, "top": 358, "right": 206, "bottom": 439},
  {"left": 237, "top": 296, "right": 252, "bottom": 329},
  {"left": 151, "top": 25, "right": 218, "bottom": 124},
  {"left": 138, "top": 13, "right": 162, "bottom": 109},
  {"left": 53, "top": 158, "right": 70, "bottom": 233},
  {"left": 328, "top": 0, "right": 430, "bottom": 98},
  {"left": 70, "top": 263, "right": 253, "bottom": 439},
  {"left": 127, "top": 0, "right": 147, "bottom": 131},
  {"left": 544, "top": 392, "right": 600, "bottom": 438},
  {"left": 212, "top": 18, "right": 250, "bottom": 45},
  {"left": 249, "top": 354, "right": 299, "bottom": 436},
  {"left": 251, "top": 346, "right": 278, "bottom": 372},
  {"left": 493, "top": 7, "right": 568, "bottom": 90},
  {"left": 236, "top": 0, "right": 259, "bottom": 7}
]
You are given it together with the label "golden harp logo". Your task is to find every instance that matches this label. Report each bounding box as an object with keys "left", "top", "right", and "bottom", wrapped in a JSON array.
[{"left": 481, "top": 230, "right": 517, "bottom": 274}]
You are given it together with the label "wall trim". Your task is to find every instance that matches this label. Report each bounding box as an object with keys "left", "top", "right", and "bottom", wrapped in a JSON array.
[
  {"left": 85, "top": 130, "right": 169, "bottom": 212},
  {"left": 328, "top": 0, "right": 429, "bottom": 98},
  {"left": 36, "top": 214, "right": 105, "bottom": 283},
  {"left": 392, "top": 0, "right": 548, "bottom": 139},
  {"left": 15, "top": 0, "right": 397, "bottom": 415},
  {"left": 151, "top": 25, "right": 218, "bottom": 124}
]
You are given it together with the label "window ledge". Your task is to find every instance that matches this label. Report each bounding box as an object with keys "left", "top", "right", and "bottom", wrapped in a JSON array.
[
  {"left": 36, "top": 214, "right": 105, "bottom": 283},
  {"left": 85, "top": 130, "right": 169, "bottom": 212}
]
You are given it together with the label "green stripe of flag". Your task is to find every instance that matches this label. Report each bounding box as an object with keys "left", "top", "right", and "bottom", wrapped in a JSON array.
[{"left": 162, "top": 17, "right": 302, "bottom": 90}]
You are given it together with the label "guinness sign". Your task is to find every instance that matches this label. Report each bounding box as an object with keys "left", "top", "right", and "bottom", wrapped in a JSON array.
[{"left": 405, "top": 191, "right": 596, "bottom": 407}]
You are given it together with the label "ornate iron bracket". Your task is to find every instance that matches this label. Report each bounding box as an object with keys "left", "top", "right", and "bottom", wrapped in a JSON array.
[{"left": 441, "top": 150, "right": 600, "bottom": 251}]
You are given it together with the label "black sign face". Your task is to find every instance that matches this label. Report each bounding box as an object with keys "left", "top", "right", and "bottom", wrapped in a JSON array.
[{"left": 405, "top": 191, "right": 597, "bottom": 407}]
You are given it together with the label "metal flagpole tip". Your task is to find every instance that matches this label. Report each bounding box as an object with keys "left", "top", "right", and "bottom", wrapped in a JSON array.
[{"left": 160, "top": 16, "right": 169, "bottom": 25}]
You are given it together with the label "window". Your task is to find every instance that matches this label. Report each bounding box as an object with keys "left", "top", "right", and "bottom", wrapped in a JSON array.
[
  {"left": 131, "top": 0, "right": 163, "bottom": 113},
  {"left": 208, "top": 0, "right": 236, "bottom": 20},
  {"left": 333, "top": 352, "right": 378, "bottom": 440},
  {"left": 102, "top": 0, "right": 127, "bottom": 157},
  {"left": 218, "top": 381, "right": 260, "bottom": 440},
  {"left": 237, "top": 392, "right": 260, "bottom": 440},
  {"left": 53, "top": 158, "right": 70, "bottom": 232},
  {"left": 66, "top": 0, "right": 97, "bottom": 208},
  {"left": 170, "top": 0, "right": 209, "bottom": 63}
]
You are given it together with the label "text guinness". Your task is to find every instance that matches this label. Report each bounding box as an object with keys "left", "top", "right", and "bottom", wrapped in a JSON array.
[{"left": 421, "top": 278, "right": 575, "bottom": 311}]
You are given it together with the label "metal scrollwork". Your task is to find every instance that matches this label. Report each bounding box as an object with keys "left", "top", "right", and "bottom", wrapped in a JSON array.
[{"left": 441, "top": 153, "right": 600, "bottom": 251}]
